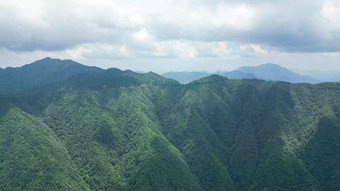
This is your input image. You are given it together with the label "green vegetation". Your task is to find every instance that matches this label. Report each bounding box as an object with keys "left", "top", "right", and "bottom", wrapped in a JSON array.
[
  {"left": 0, "top": 62, "right": 339, "bottom": 190},
  {"left": 0, "top": 57, "right": 102, "bottom": 95}
]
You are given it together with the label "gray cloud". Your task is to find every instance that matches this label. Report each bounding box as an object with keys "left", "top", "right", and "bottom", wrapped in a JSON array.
[
  {"left": 148, "top": 0, "right": 340, "bottom": 52},
  {"left": 0, "top": 0, "right": 340, "bottom": 72},
  {"left": 1, "top": 0, "right": 340, "bottom": 53}
]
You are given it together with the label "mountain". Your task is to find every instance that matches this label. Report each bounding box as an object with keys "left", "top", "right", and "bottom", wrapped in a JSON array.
[
  {"left": 224, "top": 70, "right": 257, "bottom": 79},
  {"left": 297, "top": 70, "right": 340, "bottom": 82},
  {"left": 162, "top": 71, "right": 211, "bottom": 84},
  {"left": 162, "top": 64, "right": 318, "bottom": 84},
  {"left": 229, "top": 63, "right": 319, "bottom": 83},
  {"left": 0, "top": 60, "right": 340, "bottom": 190},
  {"left": 0, "top": 57, "right": 103, "bottom": 95}
]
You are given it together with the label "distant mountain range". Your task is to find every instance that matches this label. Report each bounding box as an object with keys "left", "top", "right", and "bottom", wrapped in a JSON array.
[
  {"left": 223, "top": 70, "right": 257, "bottom": 79},
  {"left": 233, "top": 63, "right": 319, "bottom": 83},
  {"left": 162, "top": 63, "right": 319, "bottom": 84},
  {"left": 162, "top": 71, "right": 211, "bottom": 84},
  {"left": 297, "top": 70, "right": 340, "bottom": 82}
]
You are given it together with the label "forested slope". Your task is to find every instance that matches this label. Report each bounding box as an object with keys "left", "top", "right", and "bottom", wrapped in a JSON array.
[
  {"left": 0, "top": 57, "right": 102, "bottom": 95},
  {"left": 0, "top": 68, "right": 339, "bottom": 190}
]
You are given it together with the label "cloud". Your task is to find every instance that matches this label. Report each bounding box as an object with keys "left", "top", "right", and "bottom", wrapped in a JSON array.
[
  {"left": 1, "top": 0, "right": 340, "bottom": 72},
  {"left": 1, "top": 0, "right": 340, "bottom": 54},
  {"left": 240, "top": 44, "right": 269, "bottom": 57}
]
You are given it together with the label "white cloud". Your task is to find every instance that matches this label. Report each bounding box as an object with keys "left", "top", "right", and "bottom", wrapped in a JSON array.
[
  {"left": 240, "top": 44, "right": 269, "bottom": 56},
  {"left": 212, "top": 42, "right": 232, "bottom": 57},
  {"left": 211, "top": 5, "right": 256, "bottom": 30},
  {"left": 129, "top": 14, "right": 151, "bottom": 26},
  {"left": 321, "top": 0, "right": 340, "bottom": 39},
  {"left": 133, "top": 29, "right": 152, "bottom": 41},
  {"left": 66, "top": 46, "right": 92, "bottom": 59},
  {"left": 321, "top": 0, "right": 340, "bottom": 26},
  {"left": 166, "top": 41, "right": 198, "bottom": 58}
]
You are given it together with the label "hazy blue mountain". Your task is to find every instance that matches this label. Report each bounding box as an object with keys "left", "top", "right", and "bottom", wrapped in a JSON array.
[
  {"left": 234, "top": 63, "right": 319, "bottom": 83},
  {"left": 223, "top": 70, "right": 257, "bottom": 79},
  {"left": 162, "top": 71, "right": 211, "bottom": 84},
  {"left": 162, "top": 64, "right": 318, "bottom": 84},
  {"left": 297, "top": 70, "right": 340, "bottom": 82},
  {"left": 0, "top": 57, "right": 103, "bottom": 95}
]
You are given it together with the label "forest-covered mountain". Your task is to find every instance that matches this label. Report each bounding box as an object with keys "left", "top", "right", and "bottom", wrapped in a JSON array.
[
  {"left": 0, "top": 59, "right": 339, "bottom": 191},
  {"left": 0, "top": 57, "right": 102, "bottom": 95}
]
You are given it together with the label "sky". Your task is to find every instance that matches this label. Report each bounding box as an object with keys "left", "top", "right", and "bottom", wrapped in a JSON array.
[{"left": 0, "top": 0, "right": 340, "bottom": 73}]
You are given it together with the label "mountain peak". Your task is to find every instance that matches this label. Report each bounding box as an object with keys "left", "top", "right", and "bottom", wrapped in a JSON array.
[
  {"left": 41, "top": 57, "right": 52, "bottom": 60},
  {"left": 261, "top": 63, "right": 281, "bottom": 67},
  {"left": 31, "top": 57, "right": 76, "bottom": 66},
  {"left": 0, "top": 58, "right": 103, "bottom": 95},
  {"left": 237, "top": 63, "right": 287, "bottom": 71},
  {"left": 258, "top": 63, "right": 285, "bottom": 69},
  {"left": 233, "top": 63, "right": 318, "bottom": 83},
  {"left": 190, "top": 74, "right": 226, "bottom": 84}
]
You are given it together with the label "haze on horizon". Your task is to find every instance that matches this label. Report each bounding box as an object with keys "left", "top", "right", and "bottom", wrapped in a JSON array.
[{"left": 0, "top": 0, "right": 340, "bottom": 73}]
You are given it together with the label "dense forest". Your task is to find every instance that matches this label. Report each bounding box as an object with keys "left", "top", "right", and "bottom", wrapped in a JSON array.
[{"left": 0, "top": 58, "right": 339, "bottom": 190}]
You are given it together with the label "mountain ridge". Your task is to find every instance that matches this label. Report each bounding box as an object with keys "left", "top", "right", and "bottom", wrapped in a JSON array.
[
  {"left": 234, "top": 63, "right": 319, "bottom": 83},
  {"left": 0, "top": 57, "right": 103, "bottom": 95},
  {"left": 161, "top": 63, "right": 319, "bottom": 84},
  {"left": 223, "top": 70, "right": 257, "bottom": 79},
  {"left": 0, "top": 58, "right": 339, "bottom": 190},
  {"left": 162, "top": 71, "right": 211, "bottom": 84}
]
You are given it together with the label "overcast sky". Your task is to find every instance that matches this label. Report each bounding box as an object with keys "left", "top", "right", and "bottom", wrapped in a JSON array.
[{"left": 1, "top": 0, "right": 340, "bottom": 73}]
